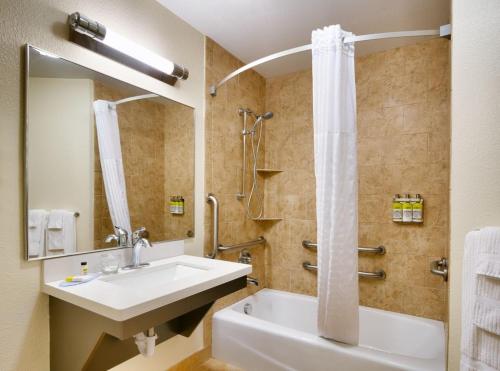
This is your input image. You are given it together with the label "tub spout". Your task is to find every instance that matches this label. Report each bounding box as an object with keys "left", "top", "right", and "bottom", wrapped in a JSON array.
[{"left": 247, "top": 277, "right": 259, "bottom": 286}]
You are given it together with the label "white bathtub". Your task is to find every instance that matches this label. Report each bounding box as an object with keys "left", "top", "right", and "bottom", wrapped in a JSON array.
[{"left": 213, "top": 289, "right": 445, "bottom": 371}]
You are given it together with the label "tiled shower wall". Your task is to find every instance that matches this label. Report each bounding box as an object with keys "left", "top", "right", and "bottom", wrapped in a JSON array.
[
  {"left": 93, "top": 83, "right": 194, "bottom": 246},
  {"left": 93, "top": 82, "right": 167, "bottom": 245},
  {"left": 203, "top": 38, "right": 268, "bottom": 346},
  {"left": 202, "top": 38, "right": 450, "bottom": 356},
  {"left": 264, "top": 38, "right": 450, "bottom": 320}
]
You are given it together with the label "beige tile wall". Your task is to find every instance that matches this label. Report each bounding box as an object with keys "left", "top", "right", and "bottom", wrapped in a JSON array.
[
  {"left": 93, "top": 82, "right": 194, "bottom": 246},
  {"left": 264, "top": 38, "right": 450, "bottom": 321},
  {"left": 203, "top": 38, "right": 268, "bottom": 346},
  {"left": 164, "top": 102, "right": 195, "bottom": 241}
]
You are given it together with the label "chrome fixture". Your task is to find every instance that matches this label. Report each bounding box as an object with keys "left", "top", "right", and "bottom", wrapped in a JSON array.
[
  {"left": 243, "top": 303, "right": 253, "bottom": 314},
  {"left": 219, "top": 236, "right": 266, "bottom": 253},
  {"left": 238, "top": 249, "right": 252, "bottom": 264},
  {"left": 209, "top": 25, "right": 451, "bottom": 96},
  {"left": 68, "top": 12, "right": 189, "bottom": 84},
  {"left": 237, "top": 250, "right": 259, "bottom": 286},
  {"left": 68, "top": 12, "right": 106, "bottom": 40},
  {"left": 430, "top": 258, "right": 448, "bottom": 281},
  {"left": 246, "top": 277, "right": 259, "bottom": 286},
  {"left": 105, "top": 226, "right": 129, "bottom": 248},
  {"left": 302, "top": 240, "right": 385, "bottom": 255},
  {"left": 302, "top": 261, "right": 386, "bottom": 280},
  {"left": 206, "top": 193, "right": 266, "bottom": 258},
  {"left": 236, "top": 108, "right": 251, "bottom": 199},
  {"left": 243, "top": 109, "right": 273, "bottom": 219},
  {"left": 206, "top": 193, "right": 219, "bottom": 259},
  {"left": 123, "top": 227, "right": 152, "bottom": 270}
]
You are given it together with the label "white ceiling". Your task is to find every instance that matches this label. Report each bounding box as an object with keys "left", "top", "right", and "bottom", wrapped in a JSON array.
[{"left": 157, "top": 0, "right": 450, "bottom": 78}]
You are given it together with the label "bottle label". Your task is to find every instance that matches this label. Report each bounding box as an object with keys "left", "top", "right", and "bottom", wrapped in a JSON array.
[
  {"left": 393, "top": 208, "right": 402, "bottom": 220},
  {"left": 402, "top": 205, "right": 412, "bottom": 222}
]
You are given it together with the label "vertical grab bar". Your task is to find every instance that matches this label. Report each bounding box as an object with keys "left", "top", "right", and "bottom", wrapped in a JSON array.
[{"left": 206, "top": 193, "right": 219, "bottom": 259}]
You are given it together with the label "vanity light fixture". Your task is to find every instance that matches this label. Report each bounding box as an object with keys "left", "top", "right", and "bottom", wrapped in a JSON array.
[{"left": 68, "top": 12, "right": 188, "bottom": 86}]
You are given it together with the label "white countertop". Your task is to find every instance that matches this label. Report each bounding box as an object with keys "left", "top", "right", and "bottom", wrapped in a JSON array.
[{"left": 43, "top": 255, "right": 251, "bottom": 321}]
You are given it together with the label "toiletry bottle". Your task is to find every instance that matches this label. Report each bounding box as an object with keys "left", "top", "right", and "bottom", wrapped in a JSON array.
[
  {"left": 174, "top": 196, "right": 179, "bottom": 214},
  {"left": 81, "top": 261, "right": 88, "bottom": 275},
  {"left": 402, "top": 194, "right": 412, "bottom": 223},
  {"left": 170, "top": 196, "right": 175, "bottom": 214},
  {"left": 179, "top": 196, "right": 184, "bottom": 215},
  {"left": 412, "top": 194, "right": 423, "bottom": 223},
  {"left": 392, "top": 194, "right": 402, "bottom": 222}
]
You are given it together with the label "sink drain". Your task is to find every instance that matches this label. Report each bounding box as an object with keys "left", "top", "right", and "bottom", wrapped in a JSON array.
[{"left": 243, "top": 303, "right": 252, "bottom": 315}]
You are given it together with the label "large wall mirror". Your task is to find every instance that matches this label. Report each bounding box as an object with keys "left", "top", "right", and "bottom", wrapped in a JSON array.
[{"left": 25, "top": 45, "right": 195, "bottom": 260}]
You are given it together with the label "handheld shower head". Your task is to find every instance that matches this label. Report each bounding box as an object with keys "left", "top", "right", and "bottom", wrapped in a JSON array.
[
  {"left": 260, "top": 112, "right": 273, "bottom": 120},
  {"left": 251, "top": 111, "right": 273, "bottom": 132}
]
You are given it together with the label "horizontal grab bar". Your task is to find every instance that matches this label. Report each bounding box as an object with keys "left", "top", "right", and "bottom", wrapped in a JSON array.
[
  {"left": 218, "top": 236, "right": 266, "bottom": 252},
  {"left": 302, "top": 240, "right": 385, "bottom": 255},
  {"left": 302, "top": 261, "right": 386, "bottom": 280}
]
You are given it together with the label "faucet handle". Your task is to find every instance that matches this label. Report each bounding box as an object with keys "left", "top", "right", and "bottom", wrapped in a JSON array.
[{"left": 132, "top": 227, "right": 149, "bottom": 242}]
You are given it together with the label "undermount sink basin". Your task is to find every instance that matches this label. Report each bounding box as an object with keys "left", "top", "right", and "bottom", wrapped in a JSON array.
[
  {"left": 42, "top": 255, "right": 252, "bottom": 321},
  {"left": 100, "top": 262, "right": 208, "bottom": 290}
]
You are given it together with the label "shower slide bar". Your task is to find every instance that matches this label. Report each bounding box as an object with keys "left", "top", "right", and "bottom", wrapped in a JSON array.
[
  {"left": 209, "top": 24, "right": 451, "bottom": 96},
  {"left": 302, "top": 240, "right": 386, "bottom": 255},
  {"left": 206, "top": 193, "right": 266, "bottom": 258},
  {"left": 302, "top": 261, "right": 386, "bottom": 280}
]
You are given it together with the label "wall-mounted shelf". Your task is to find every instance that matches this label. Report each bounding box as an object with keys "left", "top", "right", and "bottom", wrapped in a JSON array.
[
  {"left": 252, "top": 217, "right": 283, "bottom": 221},
  {"left": 256, "top": 169, "right": 283, "bottom": 175}
]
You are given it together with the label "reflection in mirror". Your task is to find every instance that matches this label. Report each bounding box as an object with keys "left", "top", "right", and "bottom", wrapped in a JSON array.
[{"left": 25, "top": 45, "right": 194, "bottom": 260}]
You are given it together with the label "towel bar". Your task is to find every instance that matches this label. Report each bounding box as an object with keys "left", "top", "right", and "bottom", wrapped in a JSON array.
[
  {"left": 302, "top": 261, "right": 386, "bottom": 280},
  {"left": 302, "top": 240, "right": 385, "bottom": 255}
]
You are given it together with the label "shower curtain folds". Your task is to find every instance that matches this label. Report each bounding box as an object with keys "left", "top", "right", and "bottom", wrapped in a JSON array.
[
  {"left": 93, "top": 100, "right": 132, "bottom": 236},
  {"left": 312, "top": 24, "right": 359, "bottom": 345}
]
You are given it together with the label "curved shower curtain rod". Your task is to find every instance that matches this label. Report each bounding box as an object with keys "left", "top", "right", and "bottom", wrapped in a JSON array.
[
  {"left": 209, "top": 24, "right": 451, "bottom": 96},
  {"left": 111, "top": 93, "right": 159, "bottom": 106}
]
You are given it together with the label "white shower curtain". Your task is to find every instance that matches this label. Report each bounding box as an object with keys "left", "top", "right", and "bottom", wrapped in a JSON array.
[
  {"left": 93, "top": 100, "right": 132, "bottom": 235},
  {"left": 312, "top": 25, "right": 359, "bottom": 344}
]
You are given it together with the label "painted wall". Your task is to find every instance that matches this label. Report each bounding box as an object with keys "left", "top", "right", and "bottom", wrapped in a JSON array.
[
  {"left": 0, "top": 0, "right": 204, "bottom": 370},
  {"left": 448, "top": 0, "right": 500, "bottom": 369},
  {"left": 28, "top": 77, "right": 94, "bottom": 255}
]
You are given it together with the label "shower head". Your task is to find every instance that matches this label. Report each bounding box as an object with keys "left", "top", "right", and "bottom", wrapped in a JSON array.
[
  {"left": 251, "top": 111, "right": 273, "bottom": 132},
  {"left": 259, "top": 111, "right": 273, "bottom": 120}
]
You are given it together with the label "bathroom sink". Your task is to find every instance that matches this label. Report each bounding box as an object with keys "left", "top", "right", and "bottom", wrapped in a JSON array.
[
  {"left": 42, "top": 255, "right": 251, "bottom": 321},
  {"left": 100, "top": 262, "right": 207, "bottom": 290}
]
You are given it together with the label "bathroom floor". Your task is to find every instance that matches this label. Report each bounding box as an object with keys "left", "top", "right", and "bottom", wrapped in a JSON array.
[
  {"left": 168, "top": 347, "right": 242, "bottom": 371},
  {"left": 197, "top": 358, "right": 242, "bottom": 371}
]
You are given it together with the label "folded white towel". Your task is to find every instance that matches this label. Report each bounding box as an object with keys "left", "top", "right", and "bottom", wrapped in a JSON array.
[
  {"left": 46, "top": 210, "right": 76, "bottom": 254},
  {"left": 27, "top": 209, "right": 48, "bottom": 257},
  {"left": 473, "top": 296, "right": 500, "bottom": 336},
  {"left": 47, "top": 210, "right": 64, "bottom": 229},
  {"left": 461, "top": 227, "right": 500, "bottom": 371}
]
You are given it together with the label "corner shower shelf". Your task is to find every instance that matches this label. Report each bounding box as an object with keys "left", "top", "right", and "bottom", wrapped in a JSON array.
[
  {"left": 256, "top": 168, "right": 283, "bottom": 175},
  {"left": 252, "top": 217, "right": 283, "bottom": 221}
]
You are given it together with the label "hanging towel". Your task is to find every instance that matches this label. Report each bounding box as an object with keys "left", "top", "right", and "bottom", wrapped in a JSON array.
[
  {"left": 28, "top": 209, "right": 48, "bottom": 257},
  {"left": 461, "top": 227, "right": 500, "bottom": 371},
  {"left": 46, "top": 210, "right": 76, "bottom": 254},
  {"left": 312, "top": 25, "right": 359, "bottom": 345}
]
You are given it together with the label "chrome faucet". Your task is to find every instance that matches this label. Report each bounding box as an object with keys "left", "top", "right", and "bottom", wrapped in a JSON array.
[
  {"left": 123, "top": 227, "right": 152, "bottom": 270},
  {"left": 105, "top": 226, "right": 129, "bottom": 248}
]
